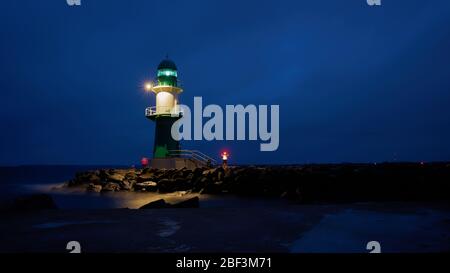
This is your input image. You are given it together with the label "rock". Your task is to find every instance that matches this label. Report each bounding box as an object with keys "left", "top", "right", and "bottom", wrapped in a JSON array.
[
  {"left": 107, "top": 173, "right": 125, "bottom": 183},
  {"left": 158, "top": 178, "right": 190, "bottom": 193},
  {"left": 217, "top": 169, "right": 225, "bottom": 181},
  {"left": 188, "top": 168, "right": 203, "bottom": 184},
  {"left": 139, "top": 199, "right": 168, "bottom": 209},
  {"left": 89, "top": 174, "right": 102, "bottom": 184},
  {"left": 134, "top": 181, "right": 158, "bottom": 191},
  {"left": 182, "top": 168, "right": 192, "bottom": 176},
  {"left": 61, "top": 163, "right": 450, "bottom": 202},
  {"left": 193, "top": 176, "right": 210, "bottom": 192},
  {"left": 119, "top": 179, "right": 136, "bottom": 191},
  {"left": 11, "top": 194, "right": 58, "bottom": 210},
  {"left": 176, "top": 190, "right": 191, "bottom": 197},
  {"left": 124, "top": 171, "right": 138, "bottom": 180},
  {"left": 172, "top": 197, "right": 199, "bottom": 208},
  {"left": 140, "top": 168, "right": 153, "bottom": 174},
  {"left": 139, "top": 197, "right": 200, "bottom": 209},
  {"left": 171, "top": 168, "right": 188, "bottom": 179},
  {"left": 137, "top": 173, "right": 156, "bottom": 182},
  {"left": 202, "top": 168, "right": 216, "bottom": 177},
  {"left": 186, "top": 172, "right": 194, "bottom": 182},
  {"left": 101, "top": 182, "right": 120, "bottom": 192},
  {"left": 207, "top": 167, "right": 225, "bottom": 182},
  {"left": 87, "top": 183, "right": 102, "bottom": 193},
  {"left": 201, "top": 181, "right": 223, "bottom": 194},
  {"left": 98, "top": 169, "right": 109, "bottom": 180},
  {"left": 68, "top": 171, "right": 96, "bottom": 186},
  {"left": 224, "top": 168, "right": 233, "bottom": 179}
]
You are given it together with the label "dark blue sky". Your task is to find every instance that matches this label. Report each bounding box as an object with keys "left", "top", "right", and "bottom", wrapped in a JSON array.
[{"left": 1, "top": 0, "right": 450, "bottom": 165}]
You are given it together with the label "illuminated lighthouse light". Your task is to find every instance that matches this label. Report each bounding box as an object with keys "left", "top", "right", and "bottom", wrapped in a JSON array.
[
  {"left": 222, "top": 152, "right": 228, "bottom": 161},
  {"left": 158, "top": 69, "right": 178, "bottom": 77},
  {"left": 144, "top": 82, "right": 153, "bottom": 91}
]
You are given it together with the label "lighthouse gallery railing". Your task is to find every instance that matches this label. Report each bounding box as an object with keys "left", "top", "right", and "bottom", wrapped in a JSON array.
[
  {"left": 145, "top": 106, "right": 183, "bottom": 117},
  {"left": 168, "top": 150, "right": 217, "bottom": 167}
]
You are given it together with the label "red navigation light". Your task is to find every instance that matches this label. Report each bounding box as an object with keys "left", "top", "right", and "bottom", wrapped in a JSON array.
[
  {"left": 221, "top": 151, "right": 229, "bottom": 169},
  {"left": 221, "top": 151, "right": 228, "bottom": 161},
  {"left": 141, "top": 157, "right": 149, "bottom": 167}
]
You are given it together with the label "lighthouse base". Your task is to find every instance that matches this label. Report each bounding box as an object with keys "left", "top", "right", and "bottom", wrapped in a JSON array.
[{"left": 150, "top": 157, "right": 206, "bottom": 170}]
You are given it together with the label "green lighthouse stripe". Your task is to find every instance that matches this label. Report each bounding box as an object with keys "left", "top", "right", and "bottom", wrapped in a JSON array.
[{"left": 154, "top": 145, "right": 169, "bottom": 158}]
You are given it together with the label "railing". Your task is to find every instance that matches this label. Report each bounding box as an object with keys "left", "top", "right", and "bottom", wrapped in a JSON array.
[
  {"left": 145, "top": 106, "right": 157, "bottom": 116},
  {"left": 168, "top": 150, "right": 218, "bottom": 167},
  {"left": 145, "top": 105, "right": 183, "bottom": 117}
]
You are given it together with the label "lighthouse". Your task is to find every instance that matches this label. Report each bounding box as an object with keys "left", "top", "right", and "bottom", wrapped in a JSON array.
[
  {"left": 144, "top": 58, "right": 216, "bottom": 169},
  {"left": 145, "top": 58, "right": 183, "bottom": 158}
]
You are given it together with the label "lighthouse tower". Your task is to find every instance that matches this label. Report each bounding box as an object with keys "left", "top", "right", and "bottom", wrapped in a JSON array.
[
  {"left": 145, "top": 58, "right": 183, "bottom": 159},
  {"left": 145, "top": 58, "right": 216, "bottom": 169}
]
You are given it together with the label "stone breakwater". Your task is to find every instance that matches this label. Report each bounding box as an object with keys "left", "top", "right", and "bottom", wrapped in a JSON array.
[{"left": 65, "top": 163, "right": 450, "bottom": 202}]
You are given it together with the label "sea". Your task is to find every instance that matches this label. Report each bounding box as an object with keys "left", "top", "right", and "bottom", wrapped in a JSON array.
[{"left": 0, "top": 165, "right": 449, "bottom": 252}]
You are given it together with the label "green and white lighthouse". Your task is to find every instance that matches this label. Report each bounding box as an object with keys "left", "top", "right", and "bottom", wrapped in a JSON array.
[
  {"left": 145, "top": 58, "right": 183, "bottom": 159},
  {"left": 144, "top": 58, "right": 216, "bottom": 169}
]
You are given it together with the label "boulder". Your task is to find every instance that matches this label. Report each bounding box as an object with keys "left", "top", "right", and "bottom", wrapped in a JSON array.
[
  {"left": 139, "top": 197, "right": 199, "bottom": 209},
  {"left": 106, "top": 173, "right": 125, "bottom": 183},
  {"left": 88, "top": 174, "right": 102, "bottom": 184},
  {"left": 216, "top": 169, "right": 225, "bottom": 181},
  {"left": 87, "top": 183, "right": 102, "bottom": 193},
  {"left": 192, "top": 176, "right": 210, "bottom": 192},
  {"left": 140, "top": 168, "right": 153, "bottom": 174},
  {"left": 124, "top": 171, "right": 138, "bottom": 180},
  {"left": 139, "top": 199, "right": 168, "bottom": 209},
  {"left": 176, "top": 190, "right": 191, "bottom": 197},
  {"left": 137, "top": 173, "right": 156, "bottom": 182},
  {"left": 224, "top": 168, "right": 233, "bottom": 179},
  {"left": 68, "top": 171, "right": 98, "bottom": 186},
  {"left": 202, "top": 168, "right": 216, "bottom": 177},
  {"left": 171, "top": 168, "right": 187, "bottom": 179},
  {"left": 188, "top": 168, "right": 203, "bottom": 184},
  {"left": 186, "top": 172, "right": 194, "bottom": 182},
  {"left": 134, "top": 181, "right": 158, "bottom": 191},
  {"left": 158, "top": 178, "right": 190, "bottom": 193},
  {"left": 119, "top": 179, "right": 135, "bottom": 191},
  {"left": 101, "top": 182, "right": 120, "bottom": 192},
  {"left": 98, "top": 169, "right": 109, "bottom": 180},
  {"left": 182, "top": 168, "right": 193, "bottom": 176}
]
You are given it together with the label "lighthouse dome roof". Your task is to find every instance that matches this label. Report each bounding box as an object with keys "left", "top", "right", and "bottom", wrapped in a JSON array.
[{"left": 157, "top": 59, "right": 177, "bottom": 71}]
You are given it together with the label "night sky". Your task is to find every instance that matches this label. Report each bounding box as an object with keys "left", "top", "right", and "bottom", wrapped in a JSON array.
[{"left": 1, "top": 0, "right": 450, "bottom": 165}]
